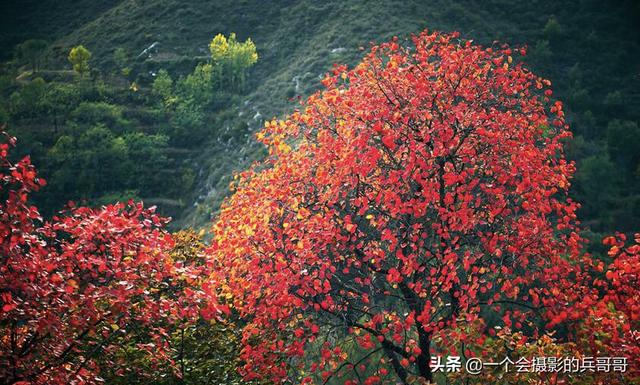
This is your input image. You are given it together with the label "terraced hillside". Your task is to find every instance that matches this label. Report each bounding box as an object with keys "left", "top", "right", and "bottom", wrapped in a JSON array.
[{"left": 1, "top": 0, "right": 639, "bottom": 238}]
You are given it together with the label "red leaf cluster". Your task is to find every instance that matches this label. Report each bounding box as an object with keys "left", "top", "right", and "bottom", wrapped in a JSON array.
[
  {"left": 0, "top": 134, "right": 202, "bottom": 384},
  {"left": 546, "top": 233, "right": 640, "bottom": 379},
  {"left": 207, "top": 30, "right": 584, "bottom": 384}
]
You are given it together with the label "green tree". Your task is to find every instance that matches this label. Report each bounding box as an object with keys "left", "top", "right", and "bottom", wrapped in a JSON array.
[
  {"left": 113, "top": 47, "right": 130, "bottom": 76},
  {"left": 179, "top": 63, "right": 214, "bottom": 104},
  {"left": 152, "top": 69, "right": 175, "bottom": 106},
  {"left": 68, "top": 45, "right": 92, "bottom": 75},
  {"left": 122, "top": 132, "right": 169, "bottom": 194},
  {"left": 530, "top": 39, "right": 552, "bottom": 65},
  {"left": 69, "top": 101, "right": 129, "bottom": 132},
  {"left": 99, "top": 230, "right": 248, "bottom": 385},
  {"left": 169, "top": 98, "right": 205, "bottom": 141},
  {"left": 40, "top": 82, "right": 81, "bottom": 132},
  {"left": 47, "top": 125, "right": 130, "bottom": 201},
  {"left": 574, "top": 154, "right": 620, "bottom": 230},
  {"left": 607, "top": 119, "right": 640, "bottom": 175},
  {"left": 15, "top": 39, "right": 48, "bottom": 73},
  {"left": 8, "top": 77, "right": 46, "bottom": 118},
  {"left": 543, "top": 16, "right": 562, "bottom": 40}
]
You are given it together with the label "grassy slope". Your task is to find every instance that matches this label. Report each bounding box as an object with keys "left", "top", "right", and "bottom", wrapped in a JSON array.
[
  {"left": 0, "top": 0, "right": 123, "bottom": 61},
  {"left": 4, "top": 0, "right": 640, "bottom": 228}
]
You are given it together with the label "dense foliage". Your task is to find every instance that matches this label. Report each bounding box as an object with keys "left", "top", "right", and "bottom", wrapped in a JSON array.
[
  {"left": 0, "top": 134, "right": 194, "bottom": 383},
  {"left": 206, "top": 31, "right": 638, "bottom": 384},
  {"left": 0, "top": 33, "right": 256, "bottom": 222},
  {"left": 0, "top": 1, "right": 638, "bottom": 384},
  {"left": 0, "top": 135, "right": 247, "bottom": 384},
  {"left": 68, "top": 45, "right": 91, "bottom": 76},
  {"left": 207, "top": 30, "right": 569, "bottom": 383},
  {"left": 100, "top": 230, "right": 248, "bottom": 385}
]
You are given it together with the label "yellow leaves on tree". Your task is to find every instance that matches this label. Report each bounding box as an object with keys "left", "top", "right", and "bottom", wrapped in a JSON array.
[
  {"left": 68, "top": 45, "right": 92, "bottom": 75},
  {"left": 208, "top": 33, "right": 258, "bottom": 89}
]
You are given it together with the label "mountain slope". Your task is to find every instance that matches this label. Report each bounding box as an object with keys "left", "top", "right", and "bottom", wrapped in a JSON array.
[
  {"left": 0, "top": 0, "right": 123, "bottom": 61},
  {"left": 4, "top": 0, "right": 640, "bottom": 233}
]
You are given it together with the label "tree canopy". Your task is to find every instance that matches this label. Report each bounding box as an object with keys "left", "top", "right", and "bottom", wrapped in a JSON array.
[
  {"left": 68, "top": 45, "right": 92, "bottom": 75},
  {"left": 0, "top": 134, "right": 203, "bottom": 384},
  {"left": 206, "top": 31, "right": 638, "bottom": 384}
]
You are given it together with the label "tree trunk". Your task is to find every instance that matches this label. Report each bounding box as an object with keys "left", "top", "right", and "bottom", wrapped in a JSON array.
[{"left": 416, "top": 329, "right": 433, "bottom": 382}]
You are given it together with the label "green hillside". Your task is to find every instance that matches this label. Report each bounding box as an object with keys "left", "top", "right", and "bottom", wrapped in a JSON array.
[
  {"left": 0, "top": 0, "right": 123, "bottom": 61},
  {"left": 1, "top": 0, "right": 639, "bottom": 240}
]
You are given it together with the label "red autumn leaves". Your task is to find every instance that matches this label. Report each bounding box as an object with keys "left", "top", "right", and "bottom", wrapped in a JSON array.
[
  {"left": 206, "top": 29, "right": 586, "bottom": 384},
  {"left": 206, "top": 30, "right": 637, "bottom": 384},
  {"left": 0, "top": 135, "right": 203, "bottom": 384},
  {"left": 1, "top": 29, "right": 638, "bottom": 385}
]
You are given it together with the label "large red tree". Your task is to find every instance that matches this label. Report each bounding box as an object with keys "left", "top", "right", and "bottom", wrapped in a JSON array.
[
  {"left": 207, "top": 31, "right": 583, "bottom": 384},
  {"left": 0, "top": 134, "right": 202, "bottom": 385}
]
